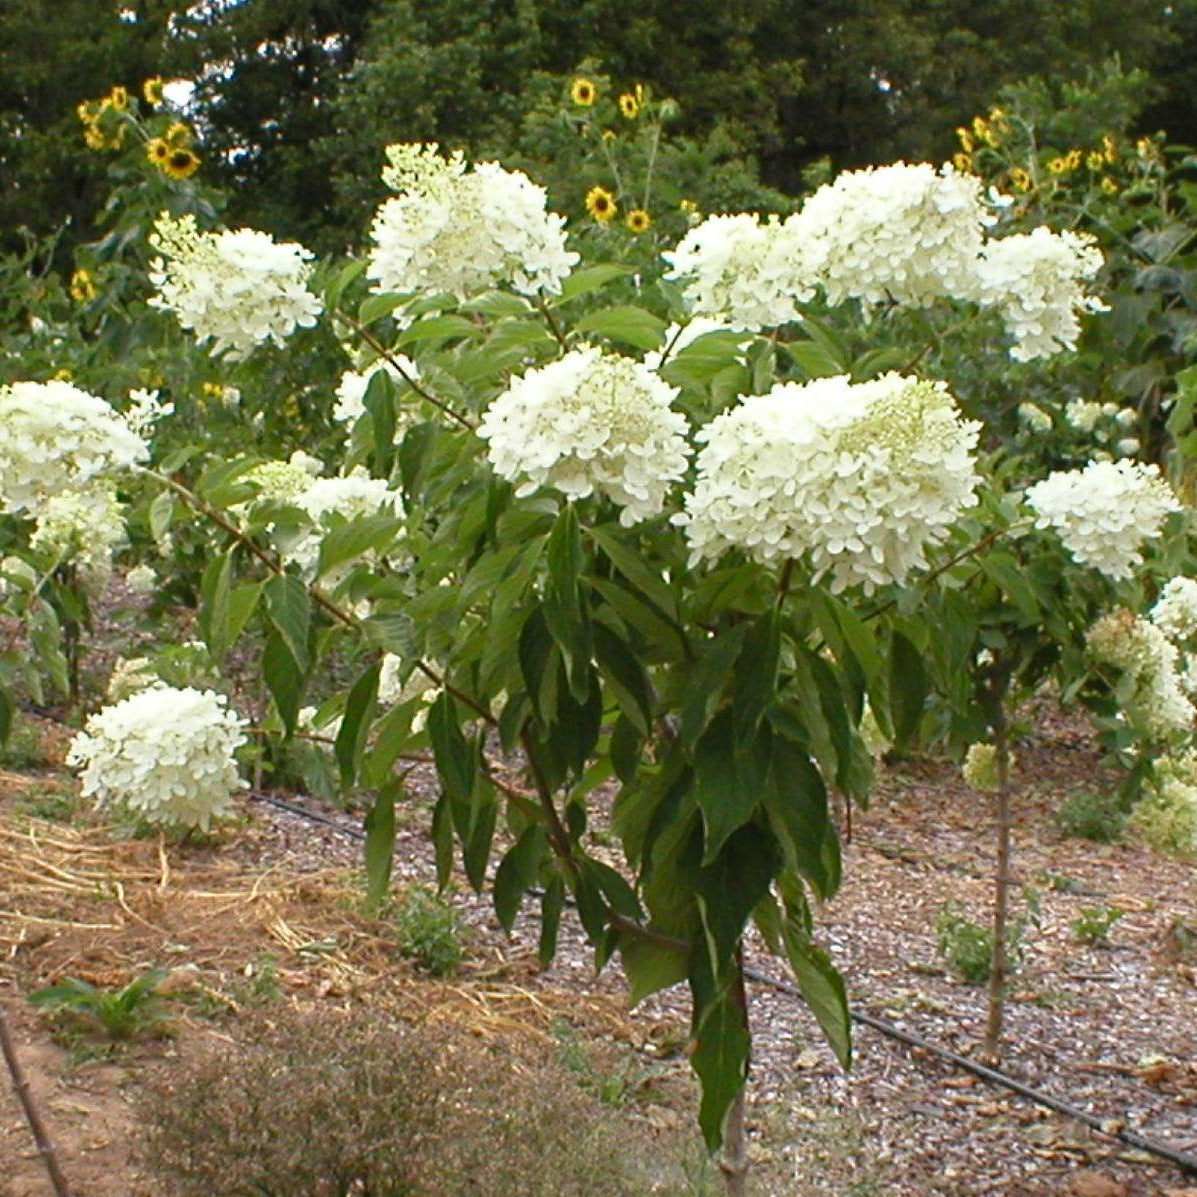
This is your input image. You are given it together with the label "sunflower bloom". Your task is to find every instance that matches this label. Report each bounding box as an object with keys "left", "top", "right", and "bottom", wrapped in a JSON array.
[
  {"left": 143, "top": 76, "right": 165, "bottom": 105},
  {"left": 1101, "top": 176, "right": 1119, "bottom": 195},
  {"left": 1008, "top": 166, "right": 1032, "bottom": 193},
  {"left": 146, "top": 137, "right": 171, "bottom": 165},
  {"left": 162, "top": 148, "right": 201, "bottom": 180},
  {"left": 618, "top": 93, "right": 639, "bottom": 119},
  {"left": 585, "top": 185, "right": 617, "bottom": 223},
  {"left": 69, "top": 270, "right": 96, "bottom": 302},
  {"left": 570, "top": 78, "right": 597, "bottom": 106},
  {"left": 83, "top": 124, "right": 106, "bottom": 150},
  {"left": 626, "top": 209, "right": 651, "bottom": 234},
  {"left": 109, "top": 86, "right": 129, "bottom": 112},
  {"left": 166, "top": 122, "right": 193, "bottom": 147}
]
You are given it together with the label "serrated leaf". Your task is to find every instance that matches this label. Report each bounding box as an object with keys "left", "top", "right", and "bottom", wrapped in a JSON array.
[
  {"left": 317, "top": 513, "right": 403, "bottom": 578},
  {"left": 263, "top": 630, "right": 303, "bottom": 733},
  {"left": 358, "top": 291, "right": 410, "bottom": 325},
  {"left": 335, "top": 663, "right": 379, "bottom": 786},
  {"left": 395, "top": 314, "right": 481, "bottom": 346},
  {"left": 693, "top": 711, "right": 770, "bottom": 864},
  {"left": 493, "top": 825, "right": 547, "bottom": 932},
  {"left": 264, "top": 574, "right": 311, "bottom": 674}
]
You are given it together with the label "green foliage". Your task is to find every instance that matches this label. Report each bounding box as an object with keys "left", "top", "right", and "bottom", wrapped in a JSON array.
[
  {"left": 1054, "top": 790, "right": 1126, "bottom": 842},
  {"left": 553, "top": 1018, "right": 668, "bottom": 1108},
  {"left": 392, "top": 884, "right": 465, "bottom": 976},
  {"left": 28, "top": 969, "right": 171, "bottom": 1040},
  {"left": 1071, "top": 904, "right": 1125, "bottom": 944},
  {"left": 936, "top": 905, "right": 996, "bottom": 985}
]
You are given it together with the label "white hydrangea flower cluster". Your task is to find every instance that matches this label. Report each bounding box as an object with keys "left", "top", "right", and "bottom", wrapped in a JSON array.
[
  {"left": 333, "top": 357, "right": 420, "bottom": 426},
  {"left": 478, "top": 346, "right": 691, "bottom": 526},
  {"left": 287, "top": 468, "right": 405, "bottom": 579},
  {"left": 1018, "top": 403, "right": 1053, "bottom": 434},
  {"left": 961, "top": 742, "right": 1014, "bottom": 791},
  {"left": 0, "top": 380, "right": 147, "bottom": 515},
  {"left": 66, "top": 686, "right": 247, "bottom": 831},
  {"left": 661, "top": 215, "right": 812, "bottom": 330},
  {"left": 124, "top": 564, "right": 159, "bottom": 596},
  {"left": 241, "top": 452, "right": 326, "bottom": 509},
  {"left": 679, "top": 373, "right": 981, "bottom": 593},
  {"left": 149, "top": 213, "right": 322, "bottom": 360},
  {"left": 970, "top": 228, "right": 1106, "bottom": 361},
  {"left": 1088, "top": 608, "right": 1195, "bottom": 739},
  {"left": 662, "top": 162, "right": 1106, "bottom": 360},
  {"left": 1024, "top": 460, "right": 1178, "bottom": 580},
  {"left": 28, "top": 488, "right": 127, "bottom": 587},
  {"left": 1151, "top": 577, "right": 1197, "bottom": 643},
  {"left": 793, "top": 162, "right": 994, "bottom": 306},
  {"left": 368, "top": 143, "right": 578, "bottom": 302},
  {"left": 1130, "top": 753, "right": 1197, "bottom": 859}
]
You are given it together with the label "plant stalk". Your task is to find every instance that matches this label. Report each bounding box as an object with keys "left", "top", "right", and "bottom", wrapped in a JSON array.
[
  {"left": 720, "top": 949, "right": 751, "bottom": 1197},
  {"left": 0, "top": 1004, "right": 74, "bottom": 1197},
  {"left": 983, "top": 706, "right": 1012, "bottom": 1062}
]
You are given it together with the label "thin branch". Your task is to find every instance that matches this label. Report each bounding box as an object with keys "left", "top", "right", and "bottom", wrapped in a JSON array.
[
  {"left": 534, "top": 294, "right": 571, "bottom": 352},
  {"left": 0, "top": 1004, "right": 73, "bottom": 1197},
  {"left": 330, "top": 308, "right": 477, "bottom": 432}
]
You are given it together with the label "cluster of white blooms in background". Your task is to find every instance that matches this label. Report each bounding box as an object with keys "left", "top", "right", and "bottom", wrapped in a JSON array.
[
  {"left": 479, "top": 346, "right": 691, "bottom": 526},
  {"left": 1151, "top": 577, "right": 1197, "bottom": 643},
  {"left": 124, "top": 388, "right": 175, "bottom": 439},
  {"left": 680, "top": 374, "right": 980, "bottom": 593},
  {"left": 106, "top": 656, "right": 158, "bottom": 702},
  {"left": 287, "top": 469, "right": 404, "bottom": 578},
  {"left": 1088, "top": 608, "right": 1195, "bottom": 739},
  {"left": 0, "top": 380, "right": 147, "bottom": 515},
  {"left": 241, "top": 452, "right": 326, "bottom": 509},
  {"left": 969, "top": 228, "right": 1106, "bottom": 361},
  {"left": 149, "top": 213, "right": 322, "bottom": 359},
  {"left": 368, "top": 143, "right": 578, "bottom": 303},
  {"left": 961, "top": 742, "right": 1014, "bottom": 791},
  {"left": 377, "top": 653, "right": 438, "bottom": 731},
  {"left": 333, "top": 358, "right": 420, "bottom": 426},
  {"left": 1018, "top": 403, "right": 1053, "bottom": 434},
  {"left": 67, "top": 686, "right": 248, "bottom": 831},
  {"left": 662, "top": 163, "right": 1105, "bottom": 359},
  {"left": 662, "top": 215, "right": 812, "bottom": 330},
  {"left": 1025, "top": 460, "right": 1177, "bottom": 580},
  {"left": 1130, "top": 753, "right": 1197, "bottom": 858},
  {"left": 124, "top": 564, "right": 159, "bottom": 596},
  {"left": 28, "top": 488, "right": 127, "bottom": 587},
  {"left": 794, "top": 162, "right": 994, "bottom": 306}
]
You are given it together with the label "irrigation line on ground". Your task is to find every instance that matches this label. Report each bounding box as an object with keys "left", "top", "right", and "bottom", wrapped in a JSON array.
[{"left": 248, "top": 793, "right": 1197, "bottom": 1177}]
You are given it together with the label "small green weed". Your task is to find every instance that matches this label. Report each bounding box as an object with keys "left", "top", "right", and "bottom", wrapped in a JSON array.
[
  {"left": 28, "top": 969, "right": 172, "bottom": 1040},
  {"left": 393, "top": 885, "right": 464, "bottom": 976},
  {"left": 553, "top": 1019, "right": 666, "bottom": 1108},
  {"left": 1037, "top": 869, "right": 1085, "bottom": 894},
  {"left": 16, "top": 782, "right": 79, "bottom": 822},
  {"left": 1071, "top": 905, "right": 1125, "bottom": 945},
  {"left": 936, "top": 900, "right": 1034, "bottom": 985},
  {"left": 0, "top": 720, "right": 50, "bottom": 771},
  {"left": 1055, "top": 790, "right": 1125, "bottom": 842}
]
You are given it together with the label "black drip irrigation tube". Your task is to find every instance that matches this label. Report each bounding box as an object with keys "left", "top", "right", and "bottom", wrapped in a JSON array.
[{"left": 235, "top": 794, "right": 1197, "bottom": 1176}]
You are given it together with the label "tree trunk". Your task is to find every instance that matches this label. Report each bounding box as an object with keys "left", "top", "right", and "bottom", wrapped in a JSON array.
[
  {"left": 720, "top": 950, "right": 750, "bottom": 1197},
  {"left": 983, "top": 711, "right": 1012, "bottom": 1063}
]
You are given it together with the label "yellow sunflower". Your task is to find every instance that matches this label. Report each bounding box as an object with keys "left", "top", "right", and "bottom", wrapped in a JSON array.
[
  {"left": 585, "top": 185, "right": 617, "bottom": 223},
  {"left": 143, "top": 76, "right": 165, "bottom": 105},
  {"left": 108, "top": 85, "right": 129, "bottom": 112},
  {"left": 166, "top": 121, "right": 193, "bottom": 147},
  {"left": 1008, "top": 166, "right": 1032, "bottom": 193},
  {"left": 618, "top": 92, "right": 639, "bottom": 119},
  {"left": 625, "top": 209, "right": 651, "bottom": 234},
  {"left": 570, "top": 77, "right": 597, "bottom": 106},
  {"left": 162, "top": 148, "right": 201, "bottom": 180},
  {"left": 146, "top": 137, "right": 171, "bottom": 165}
]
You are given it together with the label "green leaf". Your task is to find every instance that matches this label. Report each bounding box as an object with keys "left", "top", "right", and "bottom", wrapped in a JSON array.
[
  {"left": 262, "top": 630, "right": 303, "bottom": 734},
  {"left": 782, "top": 927, "right": 852, "bottom": 1069},
  {"left": 679, "top": 626, "right": 749, "bottom": 750},
  {"left": 691, "top": 989, "right": 750, "bottom": 1152},
  {"left": 363, "top": 369, "right": 396, "bottom": 475},
  {"left": 787, "top": 339, "right": 843, "bottom": 379},
  {"left": 593, "top": 624, "right": 653, "bottom": 735},
  {"left": 198, "top": 553, "right": 232, "bottom": 659},
  {"left": 888, "top": 630, "right": 927, "bottom": 749},
  {"left": 587, "top": 525, "right": 678, "bottom": 619},
  {"left": 762, "top": 737, "right": 836, "bottom": 899},
  {"left": 395, "top": 314, "right": 481, "bottom": 346},
  {"left": 733, "top": 608, "right": 780, "bottom": 743},
  {"left": 573, "top": 305, "right": 667, "bottom": 351},
  {"left": 428, "top": 692, "right": 475, "bottom": 802},
  {"left": 431, "top": 793, "right": 454, "bottom": 889},
  {"left": 459, "top": 779, "right": 497, "bottom": 893},
  {"left": 539, "top": 876, "right": 565, "bottom": 968},
  {"left": 621, "top": 936, "right": 689, "bottom": 1006},
  {"left": 226, "top": 582, "right": 263, "bottom": 654},
  {"left": 334, "top": 663, "right": 380, "bottom": 787},
  {"left": 557, "top": 263, "right": 633, "bottom": 302},
  {"left": 360, "top": 610, "right": 418, "bottom": 658},
  {"left": 264, "top": 574, "right": 311, "bottom": 674},
  {"left": 980, "top": 552, "right": 1041, "bottom": 621},
  {"left": 696, "top": 824, "right": 780, "bottom": 974},
  {"left": 148, "top": 491, "right": 175, "bottom": 544},
  {"left": 358, "top": 291, "right": 410, "bottom": 325},
  {"left": 364, "top": 780, "right": 398, "bottom": 913},
  {"left": 493, "top": 826, "right": 547, "bottom": 932},
  {"left": 317, "top": 513, "right": 403, "bottom": 578},
  {"left": 693, "top": 711, "right": 770, "bottom": 865}
]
